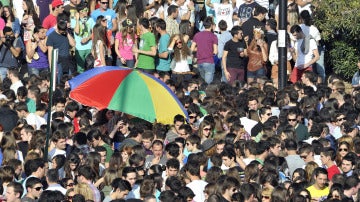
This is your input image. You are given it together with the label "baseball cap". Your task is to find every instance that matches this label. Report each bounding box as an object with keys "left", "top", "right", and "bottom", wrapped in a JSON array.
[
  {"left": 122, "top": 19, "right": 134, "bottom": 27},
  {"left": 52, "top": 0, "right": 64, "bottom": 8}
]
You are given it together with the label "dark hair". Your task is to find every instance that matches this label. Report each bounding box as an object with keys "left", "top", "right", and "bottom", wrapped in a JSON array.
[
  {"left": 218, "top": 20, "right": 227, "bottom": 31},
  {"left": 139, "top": 18, "right": 150, "bottom": 29},
  {"left": 253, "top": 5, "right": 268, "bottom": 16},
  {"left": 7, "top": 182, "right": 23, "bottom": 198},
  {"left": 230, "top": 25, "right": 242, "bottom": 37},
  {"left": 203, "top": 16, "right": 214, "bottom": 29},
  {"left": 166, "top": 158, "right": 180, "bottom": 170},
  {"left": 25, "top": 177, "right": 42, "bottom": 189},
  {"left": 77, "top": 165, "right": 95, "bottom": 181},
  {"left": 46, "top": 169, "right": 59, "bottom": 183},
  {"left": 38, "top": 190, "right": 65, "bottom": 202},
  {"left": 122, "top": 166, "right": 137, "bottom": 177},
  {"left": 111, "top": 178, "right": 132, "bottom": 191},
  {"left": 24, "top": 158, "right": 45, "bottom": 176},
  {"left": 290, "top": 25, "right": 302, "bottom": 34},
  {"left": 165, "top": 142, "right": 180, "bottom": 158},
  {"left": 155, "top": 18, "right": 166, "bottom": 30},
  {"left": 167, "top": 5, "right": 178, "bottom": 16}
]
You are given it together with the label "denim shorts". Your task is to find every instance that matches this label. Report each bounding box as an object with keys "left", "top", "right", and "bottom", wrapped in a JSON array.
[{"left": 247, "top": 67, "right": 265, "bottom": 78}]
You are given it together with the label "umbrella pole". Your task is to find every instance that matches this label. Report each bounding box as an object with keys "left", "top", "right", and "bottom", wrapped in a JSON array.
[{"left": 44, "top": 49, "right": 58, "bottom": 161}]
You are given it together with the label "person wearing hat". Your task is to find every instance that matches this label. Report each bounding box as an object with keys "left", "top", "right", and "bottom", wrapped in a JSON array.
[
  {"left": 43, "top": 0, "right": 64, "bottom": 29},
  {"left": 114, "top": 19, "right": 137, "bottom": 68}
]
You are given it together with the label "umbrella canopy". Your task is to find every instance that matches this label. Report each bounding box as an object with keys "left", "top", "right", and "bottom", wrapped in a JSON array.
[{"left": 69, "top": 66, "right": 188, "bottom": 124}]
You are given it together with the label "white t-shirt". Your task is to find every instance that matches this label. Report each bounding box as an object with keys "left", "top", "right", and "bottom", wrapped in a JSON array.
[
  {"left": 294, "top": 38, "right": 317, "bottom": 68},
  {"left": 186, "top": 180, "right": 208, "bottom": 202},
  {"left": 213, "top": 3, "right": 234, "bottom": 31},
  {"left": 10, "top": 80, "right": 23, "bottom": 94},
  {"left": 300, "top": 24, "right": 321, "bottom": 42}
]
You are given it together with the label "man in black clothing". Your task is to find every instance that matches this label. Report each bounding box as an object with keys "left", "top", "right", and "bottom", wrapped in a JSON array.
[
  {"left": 343, "top": 176, "right": 360, "bottom": 202},
  {"left": 222, "top": 26, "right": 247, "bottom": 85},
  {"left": 242, "top": 5, "right": 267, "bottom": 42}
]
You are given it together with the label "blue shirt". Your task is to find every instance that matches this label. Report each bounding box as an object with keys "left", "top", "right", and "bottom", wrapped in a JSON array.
[
  {"left": 156, "top": 33, "right": 171, "bottom": 71},
  {"left": 216, "top": 30, "right": 232, "bottom": 58},
  {"left": 91, "top": 8, "right": 117, "bottom": 30},
  {"left": 352, "top": 71, "right": 360, "bottom": 86}
]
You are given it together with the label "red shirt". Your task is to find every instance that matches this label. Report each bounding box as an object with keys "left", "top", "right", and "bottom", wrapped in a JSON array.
[
  {"left": 42, "top": 14, "right": 57, "bottom": 29},
  {"left": 327, "top": 164, "right": 341, "bottom": 180}
]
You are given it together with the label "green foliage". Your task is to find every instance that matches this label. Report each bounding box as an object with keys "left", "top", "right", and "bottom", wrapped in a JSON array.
[
  {"left": 313, "top": 0, "right": 360, "bottom": 79},
  {"left": 328, "top": 41, "right": 358, "bottom": 79}
]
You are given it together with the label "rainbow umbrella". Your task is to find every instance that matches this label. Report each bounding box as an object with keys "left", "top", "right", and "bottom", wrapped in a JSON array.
[{"left": 68, "top": 66, "right": 188, "bottom": 124}]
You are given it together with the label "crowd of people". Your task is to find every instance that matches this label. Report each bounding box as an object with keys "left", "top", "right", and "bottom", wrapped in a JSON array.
[{"left": 1, "top": 0, "right": 360, "bottom": 202}]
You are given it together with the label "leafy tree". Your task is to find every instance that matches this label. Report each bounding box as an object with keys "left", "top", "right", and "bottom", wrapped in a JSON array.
[{"left": 313, "top": 0, "right": 360, "bottom": 79}]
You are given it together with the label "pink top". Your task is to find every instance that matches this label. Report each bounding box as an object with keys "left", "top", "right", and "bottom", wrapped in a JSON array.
[
  {"left": 115, "top": 33, "right": 136, "bottom": 60},
  {"left": 0, "top": 18, "right": 5, "bottom": 31}
]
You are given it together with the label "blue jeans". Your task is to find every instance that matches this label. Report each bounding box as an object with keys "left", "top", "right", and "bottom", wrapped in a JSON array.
[
  {"left": 198, "top": 63, "right": 215, "bottom": 84},
  {"left": 116, "top": 59, "right": 135, "bottom": 68},
  {"left": 0, "top": 67, "right": 7, "bottom": 81},
  {"left": 28, "top": 67, "right": 49, "bottom": 76},
  {"left": 315, "top": 45, "right": 325, "bottom": 83}
]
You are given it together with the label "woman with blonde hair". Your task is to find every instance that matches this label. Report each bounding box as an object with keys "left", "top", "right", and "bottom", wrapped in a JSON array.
[
  {"left": 246, "top": 28, "right": 268, "bottom": 84},
  {"left": 304, "top": 161, "right": 319, "bottom": 183},
  {"left": 74, "top": 183, "right": 94, "bottom": 201},
  {"left": 94, "top": 169, "right": 118, "bottom": 196},
  {"left": 2, "top": 147, "right": 17, "bottom": 166}
]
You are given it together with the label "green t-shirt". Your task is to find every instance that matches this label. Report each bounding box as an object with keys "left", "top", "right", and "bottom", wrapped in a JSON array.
[
  {"left": 103, "top": 143, "right": 113, "bottom": 163},
  {"left": 137, "top": 32, "right": 156, "bottom": 70}
]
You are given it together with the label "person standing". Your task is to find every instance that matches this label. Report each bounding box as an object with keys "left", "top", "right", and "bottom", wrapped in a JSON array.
[
  {"left": 191, "top": 17, "right": 218, "bottom": 84},
  {"left": 42, "top": 0, "right": 64, "bottom": 29},
  {"left": 155, "top": 19, "right": 171, "bottom": 73},
  {"left": 306, "top": 168, "right": 329, "bottom": 201},
  {"left": 46, "top": 14, "right": 76, "bottom": 83},
  {"left": 165, "top": 5, "right": 179, "bottom": 37},
  {"left": 71, "top": 3, "right": 95, "bottom": 72},
  {"left": 26, "top": 26, "right": 49, "bottom": 76},
  {"left": 132, "top": 18, "right": 157, "bottom": 74},
  {"left": 289, "top": 25, "right": 319, "bottom": 84},
  {"left": 0, "top": 27, "right": 24, "bottom": 81},
  {"left": 222, "top": 26, "right": 246, "bottom": 85}
]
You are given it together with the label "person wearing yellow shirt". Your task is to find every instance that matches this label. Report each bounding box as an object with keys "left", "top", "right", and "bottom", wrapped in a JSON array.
[{"left": 306, "top": 167, "right": 329, "bottom": 201}]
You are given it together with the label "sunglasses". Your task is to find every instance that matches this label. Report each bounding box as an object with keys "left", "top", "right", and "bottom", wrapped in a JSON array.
[
  {"left": 102, "top": 19, "right": 107, "bottom": 22},
  {"left": 288, "top": 118, "right": 297, "bottom": 122},
  {"left": 266, "top": 113, "right": 272, "bottom": 116},
  {"left": 232, "top": 188, "right": 237, "bottom": 192},
  {"left": 338, "top": 148, "right": 348, "bottom": 152},
  {"left": 262, "top": 196, "right": 270, "bottom": 199},
  {"left": 67, "top": 183, "right": 74, "bottom": 187},
  {"left": 101, "top": 2, "right": 109, "bottom": 4},
  {"left": 203, "top": 128, "right": 211, "bottom": 131},
  {"left": 34, "top": 186, "right": 43, "bottom": 191},
  {"left": 337, "top": 118, "right": 345, "bottom": 122},
  {"left": 189, "top": 115, "right": 196, "bottom": 119},
  {"left": 300, "top": 155, "right": 307, "bottom": 159}
]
